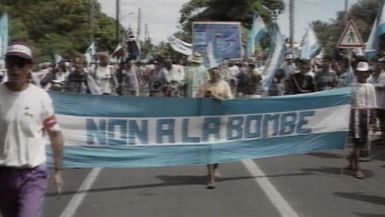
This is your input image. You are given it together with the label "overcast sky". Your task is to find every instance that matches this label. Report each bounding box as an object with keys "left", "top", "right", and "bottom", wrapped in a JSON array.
[{"left": 98, "top": 0, "right": 358, "bottom": 44}]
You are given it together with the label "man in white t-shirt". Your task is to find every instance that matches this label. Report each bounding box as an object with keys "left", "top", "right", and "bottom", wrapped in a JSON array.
[
  {"left": 90, "top": 52, "right": 117, "bottom": 95},
  {"left": 0, "top": 42, "right": 64, "bottom": 217}
]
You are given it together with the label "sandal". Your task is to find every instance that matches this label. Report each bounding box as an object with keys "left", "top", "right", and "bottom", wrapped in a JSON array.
[
  {"left": 207, "top": 180, "right": 215, "bottom": 189},
  {"left": 346, "top": 155, "right": 357, "bottom": 171},
  {"left": 354, "top": 170, "right": 364, "bottom": 179}
]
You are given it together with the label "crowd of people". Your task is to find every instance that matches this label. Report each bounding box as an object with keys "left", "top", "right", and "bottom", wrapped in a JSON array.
[
  {"left": 4, "top": 48, "right": 381, "bottom": 181},
  {"left": 1, "top": 39, "right": 385, "bottom": 217}
]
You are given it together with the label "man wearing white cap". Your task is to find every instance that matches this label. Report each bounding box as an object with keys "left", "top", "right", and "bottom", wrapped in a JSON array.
[
  {"left": 347, "top": 61, "right": 377, "bottom": 179},
  {"left": 0, "top": 42, "right": 64, "bottom": 217},
  {"left": 279, "top": 53, "right": 296, "bottom": 94}
]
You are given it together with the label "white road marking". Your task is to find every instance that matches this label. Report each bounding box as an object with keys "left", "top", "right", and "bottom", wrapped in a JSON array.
[
  {"left": 242, "top": 159, "right": 300, "bottom": 217},
  {"left": 59, "top": 168, "right": 102, "bottom": 217}
]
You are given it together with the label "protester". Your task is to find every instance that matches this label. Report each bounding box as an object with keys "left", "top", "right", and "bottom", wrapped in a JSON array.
[
  {"left": 280, "top": 53, "right": 297, "bottom": 94},
  {"left": 89, "top": 52, "right": 118, "bottom": 95},
  {"left": 184, "top": 52, "right": 209, "bottom": 98},
  {"left": 120, "top": 59, "right": 140, "bottom": 96},
  {"left": 314, "top": 55, "right": 338, "bottom": 91},
  {"left": 197, "top": 66, "right": 233, "bottom": 189},
  {"left": 347, "top": 61, "right": 377, "bottom": 178},
  {"left": 0, "top": 42, "right": 64, "bottom": 217},
  {"left": 148, "top": 58, "right": 168, "bottom": 97},
  {"left": 287, "top": 59, "right": 315, "bottom": 94},
  {"left": 369, "top": 57, "right": 385, "bottom": 145},
  {"left": 164, "top": 59, "right": 185, "bottom": 97},
  {"left": 40, "top": 61, "right": 70, "bottom": 91},
  {"left": 236, "top": 62, "right": 262, "bottom": 97},
  {"left": 64, "top": 56, "right": 90, "bottom": 94}
]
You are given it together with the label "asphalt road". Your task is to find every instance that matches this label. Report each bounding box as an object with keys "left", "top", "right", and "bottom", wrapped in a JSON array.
[{"left": 40, "top": 142, "right": 385, "bottom": 217}]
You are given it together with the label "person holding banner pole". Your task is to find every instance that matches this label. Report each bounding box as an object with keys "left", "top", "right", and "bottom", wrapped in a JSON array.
[
  {"left": 347, "top": 61, "right": 377, "bottom": 179},
  {"left": 197, "top": 67, "right": 233, "bottom": 188},
  {"left": 0, "top": 42, "right": 64, "bottom": 217}
]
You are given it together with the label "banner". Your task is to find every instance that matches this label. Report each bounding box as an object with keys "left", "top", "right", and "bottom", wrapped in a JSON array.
[
  {"left": 47, "top": 88, "right": 351, "bottom": 168},
  {"left": 192, "top": 22, "right": 242, "bottom": 68},
  {"left": 167, "top": 35, "right": 193, "bottom": 56}
]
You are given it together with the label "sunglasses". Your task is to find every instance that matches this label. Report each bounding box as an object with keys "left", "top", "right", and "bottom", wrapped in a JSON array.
[{"left": 5, "top": 56, "right": 32, "bottom": 68}]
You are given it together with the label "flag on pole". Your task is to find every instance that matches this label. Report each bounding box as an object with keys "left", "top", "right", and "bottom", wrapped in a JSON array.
[
  {"left": 54, "top": 54, "right": 63, "bottom": 65},
  {"left": 84, "top": 42, "right": 95, "bottom": 66},
  {"left": 365, "top": 15, "right": 380, "bottom": 59},
  {"left": 300, "top": 25, "right": 321, "bottom": 60},
  {"left": 206, "top": 40, "right": 219, "bottom": 68},
  {"left": 246, "top": 13, "right": 268, "bottom": 57},
  {"left": 0, "top": 13, "right": 9, "bottom": 59},
  {"left": 261, "top": 24, "right": 286, "bottom": 92},
  {"left": 167, "top": 35, "right": 193, "bottom": 56},
  {"left": 365, "top": 0, "right": 385, "bottom": 58}
]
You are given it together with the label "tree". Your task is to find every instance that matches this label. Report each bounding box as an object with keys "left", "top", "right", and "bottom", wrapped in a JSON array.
[
  {"left": 178, "top": 0, "right": 284, "bottom": 38},
  {"left": 312, "top": 0, "right": 381, "bottom": 58},
  {"left": 0, "top": 0, "right": 123, "bottom": 62}
]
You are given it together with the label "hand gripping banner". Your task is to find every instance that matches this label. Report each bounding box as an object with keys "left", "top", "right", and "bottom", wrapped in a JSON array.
[{"left": 47, "top": 88, "right": 351, "bottom": 168}]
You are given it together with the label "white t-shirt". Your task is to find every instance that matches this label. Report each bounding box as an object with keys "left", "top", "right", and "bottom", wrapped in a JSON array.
[
  {"left": 368, "top": 71, "right": 385, "bottom": 109},
  {"left": 350, "top": 82, "right": 377, "bottom": 109},
  {"left": 92, "top": 65, "right": 115, "bottom": 94},
  {"left": 0, "top": 84, "right": 60, "bottom": 168}
]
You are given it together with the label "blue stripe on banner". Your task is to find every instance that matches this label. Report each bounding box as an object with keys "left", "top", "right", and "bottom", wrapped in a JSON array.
[
  {"left": 50, "top": 88, "right": 351, "bottom": 117},
  {"left": 46, "top": 132, "right": 347, "bottom": 168}
]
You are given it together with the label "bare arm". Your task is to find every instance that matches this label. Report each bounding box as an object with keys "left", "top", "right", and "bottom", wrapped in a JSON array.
[{"left": 47, "top": 129, "right": 64, "bottom": 194}]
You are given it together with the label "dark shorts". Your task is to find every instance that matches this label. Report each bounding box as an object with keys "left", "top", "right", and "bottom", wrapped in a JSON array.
[
  {"left": 0, "top": 165, "right": 48, "bottom": 217},
  {"left": 350, "top": 110, "right": 369, "bottom": 148}
]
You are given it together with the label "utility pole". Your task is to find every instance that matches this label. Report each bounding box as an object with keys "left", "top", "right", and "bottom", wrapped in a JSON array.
[
  {"left": 89, "top": 0, "right": 95, "bottom": 42},
  {"left": 144, "top": 23, "right": 149, "bottom": 41},
  {"left": 289, "top": 0, "right": 294, "bottom": 49},
  {"left": 344, "top": 0, "right": 349, "bottom": 24},
  {"left": 116, "top": 0, "right": 120, "bottom": 44},
  {"left": 137, "top": 8, "right": 141, "bottom": 41}
]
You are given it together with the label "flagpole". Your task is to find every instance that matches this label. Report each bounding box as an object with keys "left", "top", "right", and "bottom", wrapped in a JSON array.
[
  {"left": 289, "top": 0, "right": 295, "bottom": 49},
  {"left": 116, "top": 0, "right": 120, "bottom": 44}
]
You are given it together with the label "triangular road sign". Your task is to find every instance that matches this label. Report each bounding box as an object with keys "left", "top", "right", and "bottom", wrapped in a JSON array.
[{"left": 337, "top": 20, "right": 364, "bottom": 48}]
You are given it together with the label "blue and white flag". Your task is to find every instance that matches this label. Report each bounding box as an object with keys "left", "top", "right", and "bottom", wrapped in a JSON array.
[
  {"left": 206, "top": 40, "right": 219, "bottom": 68},
  {"left": 0, "top": 13, "right": 9, "bottom": 59},
  {"left": 54, "top": 54, "right": 63, "bottom": 65},
  {"left": 47, "top": 88, "right": 351, "bottom": 168},
  {"left": 365, "top": 16, "right": 379, "bottom": 59},
  {"left": 300, "top": 25, "right": 321, "bottom": 60},
  {"left": 167, "top": 35, "right": 193, "bottom": 56},
  {"left": 246, "top": 13, "right": 268, "bottom": 57},
  {"left": 261, "top": 24, "right": 286, "bottom": 92},
  {"left": 84, "top": 42, "right": 95, "bottom": 65},
  {"left": 365, "top": 1, "right": 385, "bottom": 58},
  {"left": 377, "top": 0, "right": 385, "bottom": 37}
]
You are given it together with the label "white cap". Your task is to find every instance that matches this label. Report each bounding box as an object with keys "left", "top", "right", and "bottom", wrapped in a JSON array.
[
  {"left": 356, "top": 62, "right": 370, "bottom": 72},
  {"left": 5, "top": 42, "right": 32, "bottom": 60},
  {"left": 285, "top": 53, "right": 294, "bottom": 59}
]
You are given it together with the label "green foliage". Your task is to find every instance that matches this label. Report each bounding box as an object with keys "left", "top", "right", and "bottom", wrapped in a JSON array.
[
  {"left": 0, "top": 0, "right": 122, "bottom": 62},
  {"left": 312, "top": 0, "right": 381, "bottom": 58},
  {"left": 179, "top": 0, "right": 284, "bottom": 34}
]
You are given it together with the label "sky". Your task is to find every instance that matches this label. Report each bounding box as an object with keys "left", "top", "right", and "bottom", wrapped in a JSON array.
[{"left": 98, "top": 0, "right": 358, "bottom": 44}]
